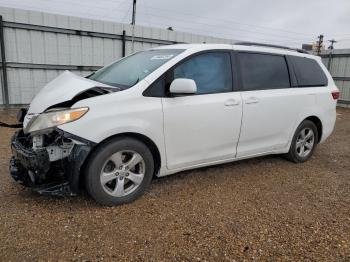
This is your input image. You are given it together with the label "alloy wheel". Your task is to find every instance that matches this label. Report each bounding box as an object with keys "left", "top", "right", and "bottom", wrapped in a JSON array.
[
  {"left": 296, "top": 128, "right": 315, "bottom": 158},
  {"left": 100, "top": 150, "right": 145, "bottom": 197}
]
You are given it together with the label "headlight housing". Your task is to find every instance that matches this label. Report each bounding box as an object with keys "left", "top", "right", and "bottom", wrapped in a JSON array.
[{"left": 24, "top": 107, "right": 89, "bottom": 134}]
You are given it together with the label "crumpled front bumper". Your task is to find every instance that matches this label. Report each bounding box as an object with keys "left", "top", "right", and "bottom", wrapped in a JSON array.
[{"left": 9, "top": 129, "right": 95, "bottom": 196}]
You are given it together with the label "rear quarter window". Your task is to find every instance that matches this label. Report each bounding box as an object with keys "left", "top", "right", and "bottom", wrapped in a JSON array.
[{"left": 290, "top": 56, "right": 328, "bottom": 87}]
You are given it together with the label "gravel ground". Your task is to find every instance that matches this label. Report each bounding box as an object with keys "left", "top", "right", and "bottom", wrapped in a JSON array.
[{"left": 0, "top": 108, "right": 349, "bottom": 261}]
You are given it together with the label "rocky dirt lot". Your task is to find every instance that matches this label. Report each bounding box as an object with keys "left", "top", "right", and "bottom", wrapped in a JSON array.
[{"left": 0, "top": 108, "right": 349, "bottom": 261}]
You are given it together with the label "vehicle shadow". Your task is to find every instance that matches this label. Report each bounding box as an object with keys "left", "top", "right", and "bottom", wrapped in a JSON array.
[
  {"left": 8, "top": 154, "right": 291, "bottom": 210},
  {"left": 152, "top": 154, "right": 287, "bottom": 185}
]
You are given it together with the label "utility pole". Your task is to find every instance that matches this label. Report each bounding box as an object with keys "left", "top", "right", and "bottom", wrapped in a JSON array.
[
  {"left": 327, "top": 39, "right": 337, "bottom": 71},
  {"left": 131, "top": 0, "right": 137, "bottom": 53},
  {"left": 316, "top": 34, "right": 324, "bottom": 55},
  {"left": 328, "top": 39, "right": 337, "bottom": 50}
]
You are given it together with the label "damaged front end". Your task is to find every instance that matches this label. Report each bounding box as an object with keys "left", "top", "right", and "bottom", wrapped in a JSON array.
[
  {"left": 6, "top": 71, "right": 119, "bottom": 196},
  {"left": 10, "top": 128, "right": 95, "bottom": 196}
]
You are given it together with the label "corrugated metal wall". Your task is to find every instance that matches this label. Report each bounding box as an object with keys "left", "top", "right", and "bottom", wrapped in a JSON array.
[
  {"left": 0, "top": 7, "right": 233, "bottom": 105},
  {"left": 321, "top": 49, "right": 350, "bottom": 106},
  {"left": 5, "top": 7, "right": 348, "bottom": 107}
]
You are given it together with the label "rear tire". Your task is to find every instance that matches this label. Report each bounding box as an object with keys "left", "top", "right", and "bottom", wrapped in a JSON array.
[
  {"left": 85, "top": 137, "right": 154, "bottom": 206},
  {"left": 285, "top": 120, "right": 318, "bottom": 163}
]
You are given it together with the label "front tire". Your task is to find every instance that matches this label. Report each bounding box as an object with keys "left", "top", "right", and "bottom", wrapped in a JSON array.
[
  {"left": 286, "top": 120, "right": 318, "bottom": 163},
  {"left": 85, "top": 137, "right": 154, "bottom": 206}
]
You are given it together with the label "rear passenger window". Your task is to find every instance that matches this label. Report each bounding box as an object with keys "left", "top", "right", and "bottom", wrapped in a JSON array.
[
  {"left": 238, "top": 53, "right": 290, "bottom": 91},
  {"left": 290, "top": 56, "right": 328, "bottom": 87}
]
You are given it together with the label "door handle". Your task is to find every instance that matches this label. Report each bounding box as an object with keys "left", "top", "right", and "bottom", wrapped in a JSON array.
[
  {"left": 224, "top": 99, "right": 240, "bottom": 106},
  {"left": 245, "top": 97, "right": 259, "bottom": 104}
]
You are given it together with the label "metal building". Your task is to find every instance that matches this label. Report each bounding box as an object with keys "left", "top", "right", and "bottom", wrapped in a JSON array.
[
  {"left": 321, "top": 49, "right": 350, "bottom": 106},
  {"left": 1, "top": 7, "right": 349, "bottom": 107}
]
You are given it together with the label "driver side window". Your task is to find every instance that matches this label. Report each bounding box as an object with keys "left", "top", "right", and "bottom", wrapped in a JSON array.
[{"left": 173, "top": 52, "right": 233, "bottom": 94}]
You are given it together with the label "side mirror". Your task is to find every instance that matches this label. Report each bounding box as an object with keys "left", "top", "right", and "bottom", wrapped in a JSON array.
[{"left": 169, "top": 78, "right": 197, "bottom": 95}]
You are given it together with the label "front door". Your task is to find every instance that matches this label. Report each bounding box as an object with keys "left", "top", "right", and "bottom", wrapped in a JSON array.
[{"left": 162, "top": 51, "right": 243, "bottom": 170}]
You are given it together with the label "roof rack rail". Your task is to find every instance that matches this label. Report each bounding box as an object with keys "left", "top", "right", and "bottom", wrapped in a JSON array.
[{"left": 234, "top": 42, "right": 309, "bottom": 54}]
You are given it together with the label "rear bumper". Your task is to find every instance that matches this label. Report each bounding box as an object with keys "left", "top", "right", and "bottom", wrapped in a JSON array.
[{"left": 9, "top": 129, "right": 94, "bottom": 196}]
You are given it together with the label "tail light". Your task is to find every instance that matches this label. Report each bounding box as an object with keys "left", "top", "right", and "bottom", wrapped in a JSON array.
[{"left": 331, "top": 91, "right": 340, "bottom": 100}]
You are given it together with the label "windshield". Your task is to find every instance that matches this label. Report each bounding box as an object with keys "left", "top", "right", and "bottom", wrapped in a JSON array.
[{"left": 89, "top": 49, "right": 184, "bottom": 89}]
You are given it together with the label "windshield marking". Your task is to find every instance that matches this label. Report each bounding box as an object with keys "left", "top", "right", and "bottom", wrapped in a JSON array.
[{"left": 150, "top": 54, "right": 174, "bottom": 60}]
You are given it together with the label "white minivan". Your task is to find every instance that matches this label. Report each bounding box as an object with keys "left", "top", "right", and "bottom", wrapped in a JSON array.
[{"left": 9, "top": 43, "right": 339, "bottom": 206}]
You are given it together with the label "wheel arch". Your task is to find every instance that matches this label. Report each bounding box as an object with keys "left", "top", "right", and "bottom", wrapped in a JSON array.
[
  {"left": 79, "top": 132, "right": 162, "bottom": 190},
  {"left": 99, "top": 132, "right": 161, "bottom": 175},
  {"left": 303, "top": 115, "right": 323, "bottom": 143}
]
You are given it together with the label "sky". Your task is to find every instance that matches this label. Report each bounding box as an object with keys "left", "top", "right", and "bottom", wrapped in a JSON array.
[{"left": 0, "top": 0, "right": 349, "bottom": 49}]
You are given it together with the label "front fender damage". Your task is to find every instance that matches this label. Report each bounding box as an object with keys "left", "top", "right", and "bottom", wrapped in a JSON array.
[{"left": 9, "top": 129, "right": 96, "bottom": 196}]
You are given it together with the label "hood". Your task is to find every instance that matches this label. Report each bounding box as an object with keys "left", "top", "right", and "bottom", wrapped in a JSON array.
[{"left": 28, "top": 71, "right": 115, "bottom": 114}]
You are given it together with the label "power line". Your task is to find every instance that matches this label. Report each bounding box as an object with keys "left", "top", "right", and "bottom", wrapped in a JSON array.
[
  {"left": 121, "top": 2, "right": 133, "bottom": 23},
  {"left": 26, "top": 1, "right": 291, "bottom": 44},
  {"left": 135, "top": 11, "right": 312, "bottom": 41},
  {"left": 61, "top": 1, "right": 317, "bottom": 42},
  {"left": 138, "top": 20, "right": 314, "bottom": 47},
  {"left": 133, "top": 15, "right": 314, "bottom": 44},
  {"left": 140, "top": 0, "right": 152, "bottom": 27},
  {"left": 7, "top": 0, "right": 348, "bottom": 48},
  {"left": 142, "top": 4, "right": 315, "bottom": 38},
  {"left": 336, "top": 38, "right": 350, "bottom": 41}
]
